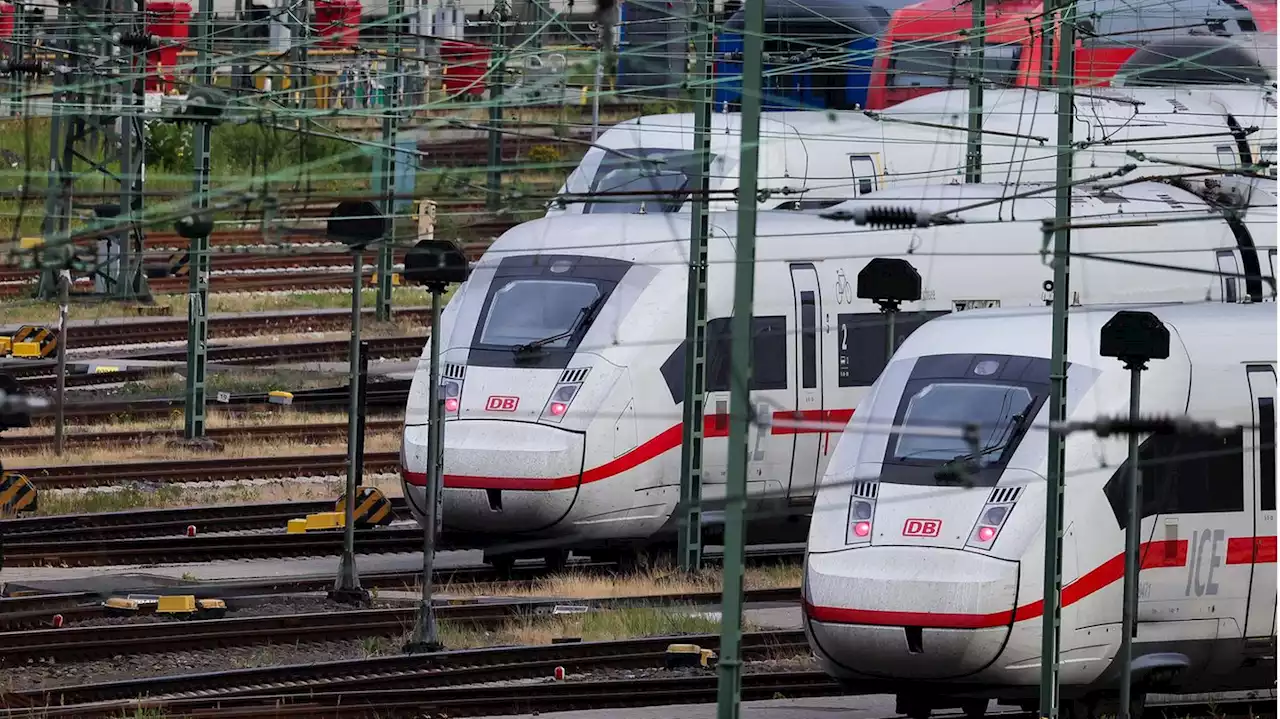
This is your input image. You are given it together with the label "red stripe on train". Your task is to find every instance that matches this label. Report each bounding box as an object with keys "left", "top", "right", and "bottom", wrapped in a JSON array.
[
  {"left": 806, "top": 537, "right": 1276, "bottom": 630},
  {"left": 402, "top": 409, "right": 856, "bottom": 490}
]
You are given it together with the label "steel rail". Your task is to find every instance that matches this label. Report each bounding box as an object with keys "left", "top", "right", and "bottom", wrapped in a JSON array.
[
  {"left": 0, "top": 496, "right": 409, "bottom": 540},
  {"left": 0, "top": 308, "right": 432, "bottom": 352},
  {"left": 2, "top": 418, "right": 404, "bottom": 453},
  {"left": 10, "top": 451, "right": 403, "bottom": 490},
  {"left": 8, "top": 630, "right": 809, "bottom": 708}
]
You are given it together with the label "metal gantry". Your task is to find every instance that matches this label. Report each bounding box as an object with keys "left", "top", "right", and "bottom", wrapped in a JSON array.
[
  {"left": 486, "top": 4, "right": 508, "bottom": 213},
  {"left": 1038, "top": 2, "right": 1078, "bottom": 713},
  {"left": 375, "top": 1, "right": 406, "bottom": 322},
  {"left": 964, "top": 0, "right": 985, "bottom": 183},
  {"left": 39, "top": 0, "right": 153, "bottom": 302},
  {"left": 677, "top": 0, "right": 715, "bottom": 574},
  {"left": 184, "top": 0, "right": 216, "bottom": 440},
  {"left": 716, "top": 0, "right": 765, "bottom": 713}
]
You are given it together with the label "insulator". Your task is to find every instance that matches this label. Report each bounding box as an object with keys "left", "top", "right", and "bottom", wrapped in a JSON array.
[
  {"left": 854, "top": 206, "right": 930, "bottom": 230},
  {"left": 120, "top": 31, "right": 160, "bottom": 50},
  {"left": 1, "top": 59, "right": 46, "bottom": 76}
]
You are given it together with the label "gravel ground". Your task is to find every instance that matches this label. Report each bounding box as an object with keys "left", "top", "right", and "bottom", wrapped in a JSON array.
[{"left": 9, "top": 645, "right": 815, "bottom": 694}]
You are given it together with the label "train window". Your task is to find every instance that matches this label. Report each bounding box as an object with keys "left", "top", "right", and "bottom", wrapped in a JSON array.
[
  {"left": 1104, "top": 429, "right": 1247, "bottom": 527},
  {"left": 660, "top": 341, "right": 687, "bottom": 404},
  {"left": 849, "top": 156, "right": 878, "bottom": 196},
  {"left": 1217, "top": 250, "right": 1241, "bottom": 303},
  {"left": 1217, "top": 145, "right": 1237, "bottom": 168},
  {"left": 1261, "top": 397, "right": 1275, "bottom": 511},
  {"left": 801, "top": 292, "right": 817, "bottom": 389},
  {"left": 706, "top": 316, "right": 789, "bottom": 392},
  {"left": 887, "top": 43, "right": 1021, "bottom": 89},
  {"left": 836, "top": 311, "right": 950, "bottom": 387}
]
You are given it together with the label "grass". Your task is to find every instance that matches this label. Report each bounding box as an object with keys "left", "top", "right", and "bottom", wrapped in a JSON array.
[
  {"left": 440, "top": 563, "right": 803, "bottom": 601},
  {"left": 436, "top": 606, "right": 732, "bottom": 650},
  {"left": 11, "top": 409, "right": 395, "bottom": 436},
  {"left": 32, "top": 474, "right": 405, "bottom": 515},
  {"left": 0, "top": 288, "right": 442, "bottom": 325}
]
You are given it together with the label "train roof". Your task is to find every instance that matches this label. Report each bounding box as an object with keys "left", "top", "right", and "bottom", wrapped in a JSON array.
[
  {"left": 483, "top": 180, "right": 1270, "bottom": 265},
  {"left": 1116, "top": 34, "right": 1276, "bottom": 87},
  {"left": 891, "top": 301, "right": 1277, "bottom": 367},
  {"left": 810, "top": 180, "right": 1248, "bottom": 223},
  {"left": 721, "top": 0, "right": 899, "bottom": 33}
]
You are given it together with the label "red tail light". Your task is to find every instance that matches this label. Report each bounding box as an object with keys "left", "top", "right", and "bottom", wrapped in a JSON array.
[
  {"left": 853, "top": 521, "right": 871, "bottom": 537},
  {"left": 549, "top": 402, "right": 568, "bottom": 416},
  {"left": 445, "top": 397, "right": 459, "bottom": 413}
]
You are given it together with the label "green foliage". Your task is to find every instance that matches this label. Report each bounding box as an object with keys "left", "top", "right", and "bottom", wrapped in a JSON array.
[
  {"left": 144, "top": 122, "right": 193, "bottom": 171},
  {"left": 527, "top": 144, "right": 562, "bottom": 164}
]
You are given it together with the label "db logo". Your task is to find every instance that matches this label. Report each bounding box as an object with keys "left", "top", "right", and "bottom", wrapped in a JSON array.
[
  {"left": 485, "top": 395, "right": 519, "bottom": 412},
  {"left": 903, "top": 518, "right": 941, "bottom": 537}
]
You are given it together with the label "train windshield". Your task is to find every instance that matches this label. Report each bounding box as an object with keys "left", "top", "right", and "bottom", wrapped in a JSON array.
[
  {"left": 875, "top": 353, "right": 1051, "bottom": 486},
  {"left": 583, "top": 149, "right": 710, "bottom": 214},
  {"left": 467, "top": 254, "right": 636, "bottom": 369},
  {"left": 479, "top": 280, "right": 601, "bottom": 349}
]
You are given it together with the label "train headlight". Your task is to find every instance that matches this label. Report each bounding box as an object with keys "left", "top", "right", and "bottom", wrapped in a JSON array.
[
  {"left": 441, "top": 379, "right": 462, "bottom": 418},
  {"left": 845, "top": 488, "right": 877, "bottom": 545},
  {"left": 966, "top": 500, "right": 1015, "bottom": 550},
  {"left": 541, "top": 381, "right": 582, "bottom": 423}
]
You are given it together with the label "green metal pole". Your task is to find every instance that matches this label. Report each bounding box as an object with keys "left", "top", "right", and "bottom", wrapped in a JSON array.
[
  {"left": 965, "top": 0, "right": 985, "bottom": 183},
  {"left": 1038, "top": 5, "right": 1075, "bottom": 714},
  {"left": 677, "top": 0, "right": 714, "bottom": 574},
  {"left": 716, "top": 0, "right": 764, "bottom": 713},
  {"left": 333, "top": 251, "right": 366, "bottom": 599},
  {"left": 184, "top": 0, "right": 214, "bottom": 440},
  {"left": 486, "top": 6, "right": 506, "bottom": 213},
  {"left": 375, "top": 1, "right": 404, "bottom": 322},
  {"left": 408, "top": 287, "right": 445, "bottom": 651},
  {"left": 1118, "top": 365, "right": 1143, "bottom": 719}
]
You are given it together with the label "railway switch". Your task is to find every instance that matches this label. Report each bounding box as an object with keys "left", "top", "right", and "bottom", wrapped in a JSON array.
[
  {"left": 11, "top": 325, "right": 58, "bottom": 359},
  {"left": 268, "top": 390, "right": 294, "bottom": 405},
  {"left": 335, "top": 486, "right": 395, "bottom": 528},
  {"left": 0, "top": 337, "right": 10, "bottom": 356},
  {"left": 305, "top": 511, "right": 346, "bottom": 530},
  {"left": 0, "top": 471, "right": 36, "bottom": 517},
  {"left": 287, "top": 518, "right": 308, "bottom": 533}
]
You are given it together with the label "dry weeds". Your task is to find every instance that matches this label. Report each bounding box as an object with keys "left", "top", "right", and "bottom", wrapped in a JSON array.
[
  {"left": 437, "top": 606, "right": 734, "bottom": 650},
  {"left": 438, "top": 563, "right": 802, "bottom": 601},
  {"left": 6, "top": 430, "right": 401, "bottom": 466},
  {"left": 0, "top": 288, "right": 442, "bottom": 325}
]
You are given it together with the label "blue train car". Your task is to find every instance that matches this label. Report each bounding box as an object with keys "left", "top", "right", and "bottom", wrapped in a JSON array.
[{"left": 712, "top": 0, "right": 914, "bottom": 111}]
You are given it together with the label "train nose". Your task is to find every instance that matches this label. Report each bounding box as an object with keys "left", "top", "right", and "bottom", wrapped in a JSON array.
[
  {"left": 803, "top": 546, "right": 1019, "bottom": 680},
  {"left": 403, "top": 419, "right": 585, "bottom": 534}
]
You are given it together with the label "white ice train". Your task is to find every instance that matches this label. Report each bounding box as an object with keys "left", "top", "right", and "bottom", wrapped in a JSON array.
[
  {"left": 802, "top": 301, "right": 1277, "bottom": 719},
  {"left": 399, "top": 180, "right": 1277, "bottom": 566},
  {"left": 547, "top": 85, "right": 1277, "bottom": 215}
]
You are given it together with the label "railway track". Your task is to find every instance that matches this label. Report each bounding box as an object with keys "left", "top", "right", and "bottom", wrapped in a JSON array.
[
  {"left": 5, "top": 334, "right": 426, "bottom": 381},
  {"left": 22, "top": 384, "right": 411, "bottom": 424},
  {"left": 6, "top": 630, "right": 809, "bottom": 709},
  {"left": 0, "top": 589, "right": 805, "bottom": 665},
  {"left": 0, "top": 497, "right": 409, "bottom": 541},
  {"left": 10, "top": 450, "right": 403, "bottom": 490},
  {"left": 0, "top": 308, "right": 431, "bottom": 352},
  {"left": 2, "top": 418, "right": 403, "bottom": 453}
]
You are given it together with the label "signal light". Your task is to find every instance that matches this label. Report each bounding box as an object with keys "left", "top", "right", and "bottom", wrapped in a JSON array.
[{"left": 853, "top": 521, "right": 871, "bottom": 537}]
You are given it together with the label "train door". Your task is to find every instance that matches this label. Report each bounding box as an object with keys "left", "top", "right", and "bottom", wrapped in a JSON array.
[
  {"left": 849, "top": 155, "right": 880, "bottom": 196},
  {"left": 1244, "top": 364, "right": 1277, "bottom": 639},
  {"left": 786, "top": 263, "right": 823, "bottom": 502}
]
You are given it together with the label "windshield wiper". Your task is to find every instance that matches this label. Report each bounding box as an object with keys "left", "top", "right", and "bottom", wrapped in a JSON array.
[
  {"left": 511, "top": 295, "right": 606, "bottom": 357},
  {"left": 935, "top": 399, "right": 1037, "bottom": 485}
]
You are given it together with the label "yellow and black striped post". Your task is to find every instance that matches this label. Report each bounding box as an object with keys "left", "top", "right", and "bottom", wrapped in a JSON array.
[
  {"left": 169, "top": 251, "right": 190, "bottom": 278},
  {"left": 335, "top": 486, "right": 394, "bottom": 528},
  {"left": 11, "top": 326, "right": 58, "bottom": 358},
  {"left": 0, "top": 472, "right": 37, "bottom": 517}
]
